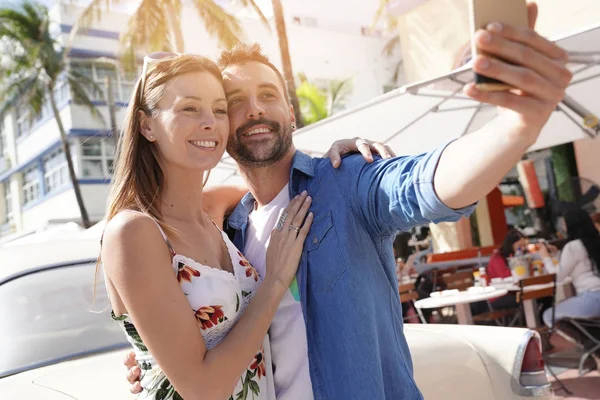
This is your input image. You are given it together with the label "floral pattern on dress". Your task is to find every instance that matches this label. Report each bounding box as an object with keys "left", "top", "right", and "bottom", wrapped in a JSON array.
[
  {"left": 238, "top": 251, "right": 259, "bottom": 282},
  {"left": 228, "top": 346, "right": 265, "bottom": 400},
  {"left": 177, "top": 262, "right": 201, "bottom": 283},
  {"left": 195, "top": 305, "right": 228, "bottom": 330}
]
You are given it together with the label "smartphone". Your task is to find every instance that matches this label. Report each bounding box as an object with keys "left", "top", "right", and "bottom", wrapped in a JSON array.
[{"left": 468, "top": 0, "right": 529, "bottom": 91}]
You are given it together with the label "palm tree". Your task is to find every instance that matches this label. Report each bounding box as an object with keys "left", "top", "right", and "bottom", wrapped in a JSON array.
[
  {"left": 0, "top": 2, "right": 104, "bottom": 228},
  {"left": 70, "top": 0, "right": 270, "bottom": 57},
  {"left": 296, "top": 75, "right": 352, "bottom": 125},
  {"left": 271, "top": 0, "right": 304, "bottom": 128},
  {"left": 373, "top": 0, "right": 404, "bottom": 85}
]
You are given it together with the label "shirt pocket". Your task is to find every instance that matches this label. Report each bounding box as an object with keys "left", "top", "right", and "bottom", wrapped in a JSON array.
[{"left": 306, "top": 212, "right": 348, "bottom": 293}]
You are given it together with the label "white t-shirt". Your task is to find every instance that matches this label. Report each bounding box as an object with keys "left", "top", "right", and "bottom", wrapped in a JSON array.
[{"left": 243, "top": 184, "right": 314, "bottom": 400}]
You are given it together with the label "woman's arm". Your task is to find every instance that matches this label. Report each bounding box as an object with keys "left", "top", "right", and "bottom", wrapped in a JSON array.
[
  {"left": 103, "top": 196, "right": 312, "bottom": 400},
  {"left": 540, "top": 240, "right": 579, "bottom": 281}
]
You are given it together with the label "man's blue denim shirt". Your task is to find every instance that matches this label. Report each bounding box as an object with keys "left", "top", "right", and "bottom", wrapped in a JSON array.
[{"left": 227, "top": 144, "right": 476, "bottom": 399}]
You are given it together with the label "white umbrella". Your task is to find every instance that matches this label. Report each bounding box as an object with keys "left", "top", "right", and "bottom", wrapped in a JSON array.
[{"left": 292, "top": 24, "right": 600, "bottom": 156}]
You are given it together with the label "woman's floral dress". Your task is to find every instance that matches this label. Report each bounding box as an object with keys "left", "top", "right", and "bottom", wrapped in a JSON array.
[{"left": 112, "top": 219, "right": 275, "bottom": 400}]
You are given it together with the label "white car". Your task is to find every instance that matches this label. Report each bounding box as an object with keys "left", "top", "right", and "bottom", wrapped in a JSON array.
[{"left": 0, "top": 237, "right": 553, "bottom": 399}]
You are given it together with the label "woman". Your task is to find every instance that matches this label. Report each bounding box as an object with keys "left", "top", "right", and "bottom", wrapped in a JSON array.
[
  {"left": 471, "top": 229, "right": 528, "bottom": 315},
  {"left": 102, "top": 53, "right": 386, "bottom": 400},
  {"left": 540, "top": 209, "right": 600, "bottom": 327},
  {"left": 487, "top": 229, "right": 528, "bottom": 280}
]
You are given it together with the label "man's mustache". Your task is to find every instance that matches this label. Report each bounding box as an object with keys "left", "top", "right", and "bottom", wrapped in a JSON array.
[{"left": 235, "top": 118, "right": 281, "bottom": 138}]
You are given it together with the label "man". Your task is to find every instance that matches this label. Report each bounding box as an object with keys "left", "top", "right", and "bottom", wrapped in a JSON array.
[{"left": 127, "top": 3, "right": 571, "bottom": 398}]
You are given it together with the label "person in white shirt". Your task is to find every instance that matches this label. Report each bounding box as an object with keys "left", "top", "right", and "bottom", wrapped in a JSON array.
[{"left": 540, "top": 208, "right": 600, "bottom": 327}]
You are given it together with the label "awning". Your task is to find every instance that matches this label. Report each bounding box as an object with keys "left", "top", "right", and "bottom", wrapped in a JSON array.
[{"left": 292, "top": 24, "right": 600, "bottom": 156}]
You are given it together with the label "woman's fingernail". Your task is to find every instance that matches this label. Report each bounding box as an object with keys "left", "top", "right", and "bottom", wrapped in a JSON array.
[
  {"left": 487, "top": 22, "right": 503, "bottom": 33},
  {"left": 301, "top": 190, "right": 307, "bottom": 195}
]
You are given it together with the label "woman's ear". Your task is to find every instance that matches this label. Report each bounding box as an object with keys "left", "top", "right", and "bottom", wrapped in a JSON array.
[{"left": 138, "top": 110, "right": 155, "bottom": 142}]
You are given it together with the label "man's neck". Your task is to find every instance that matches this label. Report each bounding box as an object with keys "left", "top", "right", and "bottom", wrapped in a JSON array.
[{"left": 240, "top": 149, "right": 295, "bottom": 208}]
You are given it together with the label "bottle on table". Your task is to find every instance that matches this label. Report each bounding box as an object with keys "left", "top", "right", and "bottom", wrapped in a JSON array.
[{"left": 478, "top": 267, "right": 488, "bottom": 287}]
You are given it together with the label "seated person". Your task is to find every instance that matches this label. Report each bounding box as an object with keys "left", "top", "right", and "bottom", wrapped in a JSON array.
[
  {"left": 471, "top": 229, "right": 526, "bottom": 315},
  {"left": 539, "top": 209, "right": 600, "bottom": 327}
]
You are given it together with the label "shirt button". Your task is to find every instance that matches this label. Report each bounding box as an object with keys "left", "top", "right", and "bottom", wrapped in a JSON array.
[{"left": 313, "top": 237, "right": 318, "bottom": 244}]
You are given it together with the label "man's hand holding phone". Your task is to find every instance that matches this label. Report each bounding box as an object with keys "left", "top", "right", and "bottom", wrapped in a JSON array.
[{"left": 465, "top": 2, "right": 572, "bottom": 143}]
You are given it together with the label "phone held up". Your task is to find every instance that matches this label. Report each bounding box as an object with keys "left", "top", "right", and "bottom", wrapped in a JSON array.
[{"left": 468, "top": 0, "right": 529, "bottom": 91}]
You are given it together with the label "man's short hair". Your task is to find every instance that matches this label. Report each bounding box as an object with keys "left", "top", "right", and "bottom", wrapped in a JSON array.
[{"left": 218, "top": 43, "right": 290, "bottom": 102}]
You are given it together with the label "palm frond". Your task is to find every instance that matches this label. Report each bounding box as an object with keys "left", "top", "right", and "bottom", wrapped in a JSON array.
[
  {"left": 119, "top": 0, "right": 174, "bottom": 54},
  {"left": 68, "top": 68, "right": 105, "bottom": 100},
  {"left": 382, "top": 34, "right": 400, "bottom": 57},
  {"left": 236, "top": 0, "right": 271, "bottom": 32},
  {"left": 372, "top": 0, "right": 392, "bottom": 27},
  {"left": 68, "top": 76, "right": 104, "bottom": 123},
  {"left": 0, "top": 72, "right": 46, "bottom": 122},
  {"left": 328, "top": 78, "right": 352, "bottom": 113},
  {"left": 296, "top": 80, "right": 328, "bottom": 125},
  {"left": 192, "top": 0, "right": 244, "bottom": 49}
]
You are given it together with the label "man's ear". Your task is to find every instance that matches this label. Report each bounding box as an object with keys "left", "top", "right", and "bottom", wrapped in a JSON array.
[
  {"left": 138, "top": 110, "right": 155, "bottom": 141},
  {"left": 289, "top": 105, "right": 296, "bottom": 128}
]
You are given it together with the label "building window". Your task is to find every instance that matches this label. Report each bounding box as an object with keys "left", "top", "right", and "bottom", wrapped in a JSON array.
[
  {"left": 70, "top": 61, "right": 129, "bottom": 102},
  {"left": 15, "top": 106, "right": 31, "bottom": 139},
  {"left": 44, "top": 148, "right": 69, "bottom": 193},
  {"left": 3, "top": 184, "right": 13, "bottom": 225},
  {"left": 22, "top": 165, "right": 41, "bottom": 205},
  {"left": 81, "top": 138, "right": 115, "bottom": 178}
]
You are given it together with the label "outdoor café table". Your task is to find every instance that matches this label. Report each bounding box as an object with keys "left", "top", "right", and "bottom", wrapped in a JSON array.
[
  {"left": 490, "top": 278, "right": 574, "bottom": 328},
  {"left": 414, "top": 287, "right": 508, "bottom": 325}
]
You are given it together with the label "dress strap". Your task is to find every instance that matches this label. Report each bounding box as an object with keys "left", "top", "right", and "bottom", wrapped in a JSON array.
[{"left": 118, "top": 210, "right": 177, "bottom": 258}]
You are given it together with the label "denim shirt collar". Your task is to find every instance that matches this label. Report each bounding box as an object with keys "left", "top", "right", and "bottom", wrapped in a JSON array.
[{"left": 227, "top": 150, "right": 315, "bottom": 230}]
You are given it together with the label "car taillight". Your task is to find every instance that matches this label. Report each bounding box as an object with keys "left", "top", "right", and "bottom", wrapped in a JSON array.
[
  {"left": 519, "top": 336, "right": 550, "bottom": 390},
  {"left": 521, "top": 336, "right": 545, "bottom": 372}
]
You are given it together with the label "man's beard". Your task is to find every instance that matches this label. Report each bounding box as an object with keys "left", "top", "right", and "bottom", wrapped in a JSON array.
[{"left": 227, "top": 117, "right": 293, "bottom": 168}]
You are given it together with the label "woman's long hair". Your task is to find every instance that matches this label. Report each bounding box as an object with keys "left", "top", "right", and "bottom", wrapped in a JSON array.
[
  {"left": 95, "top": 55, "right": 222, "bottom": 284},
  {"left": 563, "top": 208, "right": 600, "bottom": 275},
  {"left": 499, "top": 228, "right": 526, "bottom": 262}
]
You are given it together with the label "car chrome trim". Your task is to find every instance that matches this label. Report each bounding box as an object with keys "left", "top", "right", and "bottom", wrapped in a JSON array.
[
  {"left": 0, "top": 257, "right": 98, "bottom": 286},
  {"left": 511, "top": 330, "right": 553, "bottom": 397},
  {"left": 0, "top": 342, "right": 129, "bottom": 379}
]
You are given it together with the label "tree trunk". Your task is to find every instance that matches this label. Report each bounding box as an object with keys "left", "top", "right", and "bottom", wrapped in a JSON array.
[
  {"left": 271, "top": 0, "right": 304, "bottom": 129},
  {"left": 48, "top": 87, "right": 92, "bottom": 228},
  {"left": 105, "top": 76, "right": 118, "bottom": 143},
  {"left": 166, "top": 3, "right": 185, "bottom": 53}
]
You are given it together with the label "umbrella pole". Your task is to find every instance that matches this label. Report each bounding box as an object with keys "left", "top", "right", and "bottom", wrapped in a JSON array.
[{"left": 560, "top": 94, "right": 599, "bottom": 136}]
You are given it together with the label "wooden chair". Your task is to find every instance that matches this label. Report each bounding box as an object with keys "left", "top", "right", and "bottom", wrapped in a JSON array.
[
  {"left": 442, "top": 269, "right": 474, "bottom": 291},
  {"left": 517, "top": 273, "right": 557, "bottom": 334},
  {"left": 399, "top": 282, "right": 426, "bottom": 323}
]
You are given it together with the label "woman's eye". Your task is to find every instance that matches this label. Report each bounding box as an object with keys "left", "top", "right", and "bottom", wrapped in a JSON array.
[
  {"left": 183, "top": 105, "right": 199, "bottom": 112},
  {"left": 215, "top": 108, "right": 227, "bottom": 115},
  {"left": 262, "top": 92, "right": 275, "bottom": 99}
]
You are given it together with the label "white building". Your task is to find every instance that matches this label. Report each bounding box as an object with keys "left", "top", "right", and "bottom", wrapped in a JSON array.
[{"left": 0, "top": 0, "right": 402, "bottom": 241}]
